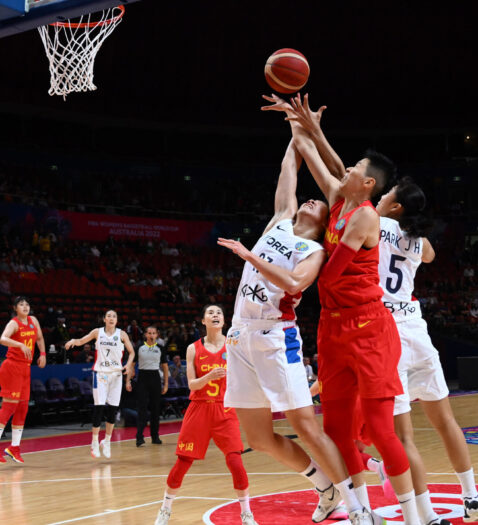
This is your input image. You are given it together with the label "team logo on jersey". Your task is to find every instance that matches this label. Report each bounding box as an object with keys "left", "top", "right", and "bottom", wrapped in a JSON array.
[
  {"left": 29, "top": 323, "right": 34, "bottom": 329},
  {"left": 222, "top": 352, "right": 227, "bottom": 361},
  {"left": 335, "top": 218, "right": 346, "bottom": 231},
  {"left": 113, "top": 336, "right": 118, "bottom": 341},
  {"left": 295, "top": 242, "right": 309, "bottom": 252},
  {"left": 463, "top": 426, "right": 478, "bottom": 445}
]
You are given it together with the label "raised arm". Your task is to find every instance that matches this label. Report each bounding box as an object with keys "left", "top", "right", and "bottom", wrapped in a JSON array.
[
  {"left": 217, "top": 238, "right": 326, "bottom": 295},
  {"left": 262, "top": 138, "right": 301, "bottom": 235},
  {"left": 288, "top": 94, "right": 345, "bottom": 180},
  {"left": 262, "top": 93, "right": 342, "bottom": 206}
]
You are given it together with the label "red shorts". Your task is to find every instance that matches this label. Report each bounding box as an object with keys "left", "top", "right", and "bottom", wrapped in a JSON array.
[
  {"left": 0, "top": 359, "right": 31, "bottom": 401},
  {"left": 317, "top": 301, "right": 402, "bottom": 402},
  {"left": 176, "top": 401, "right": 244, "bottom": 459}
]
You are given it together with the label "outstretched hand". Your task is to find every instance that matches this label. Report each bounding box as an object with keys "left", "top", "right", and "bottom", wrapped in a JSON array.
[
  {"left": 261, "top": 93, "right": 294, "bottom": 113},
  {"left": 286, "top": 93, "right": 327, "bottom": 135},
  {"left": 217, "top": 238, "right": 251, "bottom": 262}
]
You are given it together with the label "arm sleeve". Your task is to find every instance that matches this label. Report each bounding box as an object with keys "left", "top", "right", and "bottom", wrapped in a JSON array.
[{"left": 319, "top": 241, "right": 357, "bottom": 284}]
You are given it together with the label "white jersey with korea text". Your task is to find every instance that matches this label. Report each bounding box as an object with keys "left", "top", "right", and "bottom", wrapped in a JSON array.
[
  {"left": 233, "top": 219, "right": 323, "bottom": 322},
  {"left": 94, "top": 327, "right": 124, "bottom": 373},
  {"left": 379, "top": 216, "right": 423, "bottom": 322}
]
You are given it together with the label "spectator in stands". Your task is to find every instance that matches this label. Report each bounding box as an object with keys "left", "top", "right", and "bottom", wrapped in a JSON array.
[
  {"left": 169, "top": 355, "right": 187, "bottom": 381},
  {"left": 303, "top": 357, "right": 314, "bottom": 382},
  {"left": 0, "top": 275, "right": 11, "bottom": 298},
  {"left": 311, "top": 353, "right": 318, "bottom": 377},
  {"left": 126, "top": 319, "right": 143, "bottom": 347}
]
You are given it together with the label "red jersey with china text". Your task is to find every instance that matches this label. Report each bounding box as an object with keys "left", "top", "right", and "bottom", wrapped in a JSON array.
[
  {"left": 189, "top": 338, "right": 227, "bottom": 402},
  {"left": 7, "top": 316, "right": 38, "bottom": 364},
  {"left": 319, "top": 199, "right": 383, "bottom": 309}
]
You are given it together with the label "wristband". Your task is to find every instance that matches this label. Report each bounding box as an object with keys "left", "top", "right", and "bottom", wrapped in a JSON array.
[{"left": 40, "top": 352, "right": 46, "bottom": 356}]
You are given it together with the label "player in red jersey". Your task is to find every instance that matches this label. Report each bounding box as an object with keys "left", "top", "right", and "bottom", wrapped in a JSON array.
[
  {"left": 154, "top": 304, "right": 258, "bottom": 525},
  {"left": 0, "top": 296, "right": 46, "bottom": 463},
  {"left": 262, "top": 93, "right": 420, "bottom": 524}
]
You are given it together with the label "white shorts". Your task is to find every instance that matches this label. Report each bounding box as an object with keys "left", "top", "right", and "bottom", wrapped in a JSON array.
[
  {"left": 394, "top": 317, "right": 449, "bottom": 416},
  {"left": 224, "top": 320, "right": 312, "bottom": 413},
  {"left": 93, "top": 370, "right": 123, "bottom": 406}
]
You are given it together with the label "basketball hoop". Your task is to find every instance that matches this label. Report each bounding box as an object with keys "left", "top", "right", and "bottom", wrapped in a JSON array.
[{"left": 37, "top": 5, "right": 125, "bottom": 99}]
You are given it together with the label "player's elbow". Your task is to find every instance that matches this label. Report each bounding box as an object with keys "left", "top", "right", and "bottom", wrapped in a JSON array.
[{"left": 285, "top": 279, "right": 302, "bottom": 296}]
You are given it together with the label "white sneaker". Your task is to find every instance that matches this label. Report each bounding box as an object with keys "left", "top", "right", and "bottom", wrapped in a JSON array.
[
  {"left": 350, "top": 507, "right": 386, "bottom": 525},
  {"left": 100, "top": 439, "right": 111, "bottom": 459},
  {"left": 464, "top": 497, "right": 478, "bottom": 522},
  {"left": 91, "top": 441, "right": 100, "bottom": 458},
  {"left": 312, "top": 484, "right": 342, "bottom": 522},
  {"left": 155, "top": 508, "right": 171, "bottom": 525},
  {"left": 241, "top": 511, "right": 258, "bottom": 524}
]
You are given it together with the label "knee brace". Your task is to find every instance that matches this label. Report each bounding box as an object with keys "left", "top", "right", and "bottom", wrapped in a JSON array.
[
  {"left": 0, "top": 401, "right": 17, "bottom": 426},
  {"left": 167, "top": 455, "right": 194, "bottom": 489},
  {"left": 105, "top": 404, "right": 119, "bottom": 424},
  {"left": 12, "top": 401, "right": 29, "bottom": 427},
  {"left": 225, "top": 452, "right": 249, "bottom": 490},
  {"left": 92, "top": 405, "right": 105, "bottom": 428}
]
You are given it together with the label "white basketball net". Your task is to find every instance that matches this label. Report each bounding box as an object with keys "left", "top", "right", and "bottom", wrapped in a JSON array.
[{"left": 37, "top": 6, "right": 124, "bottom": 99}]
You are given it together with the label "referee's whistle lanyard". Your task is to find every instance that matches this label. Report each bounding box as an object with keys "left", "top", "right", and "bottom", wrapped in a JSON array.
[{"left": 143, "top": 342, "right": 157, "bottom": 349}]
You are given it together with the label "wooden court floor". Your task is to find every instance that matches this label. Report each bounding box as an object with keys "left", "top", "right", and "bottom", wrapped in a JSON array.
[{"left": 1, "top": 394, "right": 478, "bottom": 525}]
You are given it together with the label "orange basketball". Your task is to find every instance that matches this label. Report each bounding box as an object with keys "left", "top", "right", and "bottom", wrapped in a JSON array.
[{"left": 264, "top": 48, "right": 310, "bottom": 94}]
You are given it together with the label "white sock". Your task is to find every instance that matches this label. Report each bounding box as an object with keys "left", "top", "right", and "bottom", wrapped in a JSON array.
[
  {"left": 162, "top": 490, "right": 176, "bottom": 511},
  {"left": 397, "top": 489, "right": 420, "bottom": 525},
  {"left": 11, "top": 428, "right": 23, "bottom": 447},
  {"left": 238, "top": 494, "right": 251, "bottom": 513},
  {"left": 300, "top": 460, "right": 332, "bottom": 492},
  {"left": 104, "top": 434, "right": 111, "bottom": 443},
  {"left": 457, "top": 468, "right": 478, "bottom": 498},
  {"left": 367, "top": 457, "right": 381, "bottom": 474},
  {"left": 92, "top": 434, "right": 99, "bottom": 444},
  {"left": 416, "top": 490, "right": 439, "bottom": 524},
  {"left": 354, "top": 483, "right": 371, "bottom": 512},
  {"left": 335, "top": 478, "right": 362, "bottom": 513},
  {"left": 0, "top": 427, "right": 4, "bottom": 438}
]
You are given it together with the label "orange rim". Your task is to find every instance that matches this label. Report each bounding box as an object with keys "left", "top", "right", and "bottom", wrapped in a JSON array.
[{"left": 51, "top": 4, "right": 125, "bottom": 28}]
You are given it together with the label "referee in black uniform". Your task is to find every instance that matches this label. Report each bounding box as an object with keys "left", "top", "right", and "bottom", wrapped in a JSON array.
[{"left": 129, "top": 326, "right": 169, "bottom": 447}]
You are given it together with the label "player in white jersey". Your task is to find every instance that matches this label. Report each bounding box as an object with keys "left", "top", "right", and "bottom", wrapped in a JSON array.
[
  {"left": 376, "top": 177, "right": 478, "bottom": 523},
  {"left": 66, "top": 310, "right": 134, "bottom": 459},
  {"left": 218, "top": 139, "right": 383, "bottom": 525}
]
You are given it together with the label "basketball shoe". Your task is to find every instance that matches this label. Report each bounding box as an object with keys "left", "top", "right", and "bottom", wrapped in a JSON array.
[
  {"left": 4, "top": 446, "right": 24, "bottom": 463},
  {"left": 154, "top": 508, "right": 171, "bottom": 525},
  {"left": 100, "top": 439, "right": 111, "bottom": 458},
  {"left": 464, "top": 496, "right": 478, "bottom": 522},
  {"left": 241, "top": 511, "right": 258, "bottom": 524},
  {"left": 312, "top": 484, "right": 342, "bottom": 522},
  {"left": 350, "top": 508, "right": 386, "bottom": 524},
  {"left": 91, "top": 441, "right": 100, "bottom": 458}
]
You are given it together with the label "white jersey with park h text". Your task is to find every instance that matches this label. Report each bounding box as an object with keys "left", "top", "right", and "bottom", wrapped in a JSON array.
[
  {"left": 94, "top": 327, "right": 124, "bottom": 373},
  {"left": 233, "top": 219, "right": 323, "bottom": 322},
  {"left": 378, "top": 216, "right": 423, "bottom": 322}
]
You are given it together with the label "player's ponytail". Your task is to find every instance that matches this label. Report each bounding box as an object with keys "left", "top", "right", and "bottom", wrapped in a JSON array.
[{"left": 395, "top": 177, "right": 431, "bottom": 238}]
